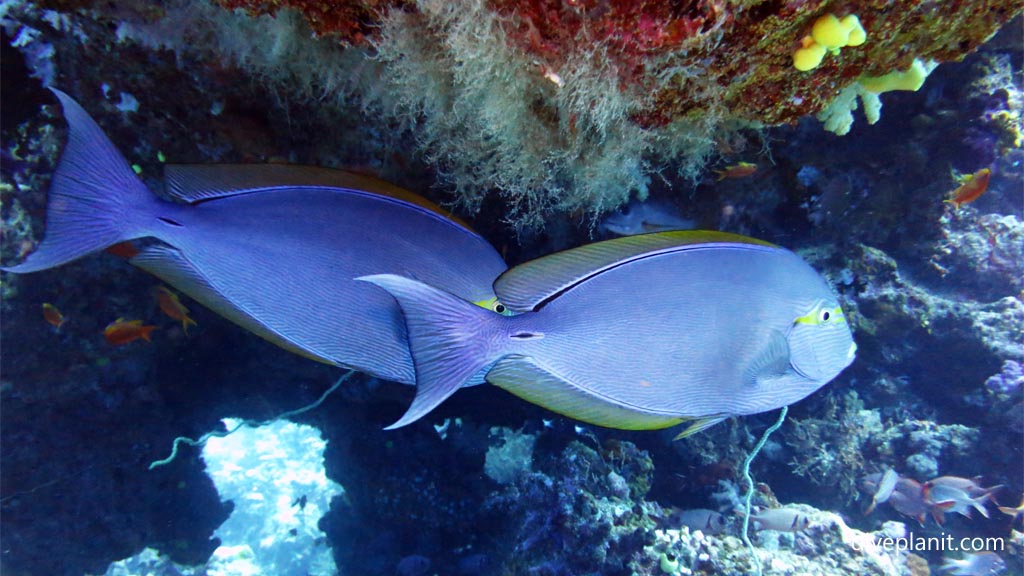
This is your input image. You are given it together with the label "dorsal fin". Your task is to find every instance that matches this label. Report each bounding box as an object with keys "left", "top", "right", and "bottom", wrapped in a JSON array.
[
  {"left": 163, "top": 164, "right": 469, "bottom": 228},
  {"left": 494, "top": 230, "right": 779, "bottom": 312}
]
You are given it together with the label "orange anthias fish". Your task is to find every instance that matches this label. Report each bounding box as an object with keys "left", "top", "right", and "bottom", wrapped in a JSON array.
[
  {"left": 154, "top": 286, "right": 197, "bottom": 333},
  {"left": 945, "top": 168, "right": 991, "bottom": 208},
  {"left": 41, "top": 303, "right": 66, "bottom": 330},
  {"left": 104, "top": 318, "right": 157, "bottom": 345},
  {"left": 714, "top": 161, "right": 758, "bottom": 180}
]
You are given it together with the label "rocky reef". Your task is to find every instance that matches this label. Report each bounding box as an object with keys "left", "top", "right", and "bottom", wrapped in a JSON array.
[
  {"left": 5, "top": 0, "right": 1019, "bottom": 228},
  {"left": 1, "top": 1, "right": 1022, "bottom": 575}
]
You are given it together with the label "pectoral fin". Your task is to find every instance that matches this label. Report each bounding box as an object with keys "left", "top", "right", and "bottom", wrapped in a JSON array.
[{"left": 748, "top": 329, "right": 791, "bottom": 385}]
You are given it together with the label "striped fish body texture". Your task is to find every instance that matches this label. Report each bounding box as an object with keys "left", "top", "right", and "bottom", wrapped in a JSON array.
[
  {"left": 155, "top": 188, "right": 506, "bottom": 383},
  {"left": 507, "top": 244, "right": 854, "bottom": 418}
]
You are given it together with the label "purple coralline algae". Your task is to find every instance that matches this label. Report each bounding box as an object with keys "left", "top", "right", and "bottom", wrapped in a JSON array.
[{"left": 986, "top": 360, "right": 1024, "bottom": 395}]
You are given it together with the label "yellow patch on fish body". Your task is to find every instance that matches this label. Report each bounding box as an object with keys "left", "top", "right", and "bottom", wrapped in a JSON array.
[
  {"left": 473, "top": 297, "right": 512, "bottom": 315},
  {"left": 794, "top": 303, "right": 845, "bottom": 326}
]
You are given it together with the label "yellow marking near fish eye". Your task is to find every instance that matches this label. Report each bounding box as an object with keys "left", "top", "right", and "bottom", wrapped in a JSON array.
[
  {"left": 474, "top": 297, "right": 512, "bottom": 315},
  {"left": 794, "top": 305, "right": 845, "bottom": 326}
]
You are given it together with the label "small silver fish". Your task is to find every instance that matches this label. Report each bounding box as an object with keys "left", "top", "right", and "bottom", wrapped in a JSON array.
[
  {"left": 664, "top": 508, "right": 728, "bottom": 535},
  {"left": 750, "top": 507, "right": 811, "bottom": 532},
  {"left": 600, "top": 200, "right": 696, "bottom": 236},
  {"left": 865, "top": 468, "right": 899, "bottom": 514},
  {"left": 927, "top": 476, "right": 1002, "bottom": 499},
  {"left": 862, "top": 473, "right": 943, "bottom": 525},
  {"left": 924, "top": 482, "right": 992, "bottom": 520},
  {"left": 940, "top": 551, "right": 1006, "bottom": 576}
]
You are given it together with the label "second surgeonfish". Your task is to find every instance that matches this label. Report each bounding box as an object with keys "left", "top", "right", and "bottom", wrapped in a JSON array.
[
  {"left": 362, "top": 230, "right": 856, "bottom": 431},
  {"left": 2, "top": 89, "right": 507, "bottom": 385}
]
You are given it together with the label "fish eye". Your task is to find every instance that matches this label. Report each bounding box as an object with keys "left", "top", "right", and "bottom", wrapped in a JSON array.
[
  {"left": 820, "top": 310, "right": 831, "bottom": 322},
  {"left": 494, "top": 303, "right": 506, "bottom": 314}
]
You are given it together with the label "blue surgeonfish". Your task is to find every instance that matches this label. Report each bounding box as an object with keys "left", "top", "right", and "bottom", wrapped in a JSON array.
[
  {"left": 361, "top": 230, "right": 857, "bottom": 432},
  {"left": 2, "top": 89, "right": 507, "bottom": 384}
]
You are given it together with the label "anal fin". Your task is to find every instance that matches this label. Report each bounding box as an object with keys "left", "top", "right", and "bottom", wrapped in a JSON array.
[
  {"left": 673, "top": 416, "right": 727, "bottom": 439},
  {"left": 131, "top": 244, "right": 329, "bottom": 364},
  {"left": 487, "top": 356, "right": 684, "bottom": 431}
]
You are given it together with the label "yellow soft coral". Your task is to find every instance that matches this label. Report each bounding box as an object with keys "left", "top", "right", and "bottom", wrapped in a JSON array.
[
  {"left": 812, "top": 14, "right": 866, "bottom": 49},
  {"left": 817, "top": 59, "right": 939, "bottom": 135},
  {"left": 793, "top": 36, "right": 827, "bottom": 71},
  {"left": 795, "top": 13, "right": 866, "bottom": 71},
  {"left": 859, "top": 59, "right": 933, "bottom": 93}
]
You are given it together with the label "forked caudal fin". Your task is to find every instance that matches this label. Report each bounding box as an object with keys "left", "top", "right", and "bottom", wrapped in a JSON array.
[
  {"left": 2, "top": 89, "right": 158, "bottom": 273},
  {"left": 358, "top": 274, "right": 501, "bottom": 429}
]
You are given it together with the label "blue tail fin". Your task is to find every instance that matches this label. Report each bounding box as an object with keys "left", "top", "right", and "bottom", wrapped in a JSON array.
[
  {"left": 2, "top": 89, "right": 157, "bottom": 273},
  {"left": 359, "top": 274, "right": 501, "bottom": 429}
]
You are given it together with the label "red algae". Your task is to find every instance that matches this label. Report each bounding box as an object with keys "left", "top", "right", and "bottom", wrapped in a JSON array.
[
  {"left": 216, "top": 0, "right": 1020, "bottom": 126},
  {"left": 215, "top": 0, "right": 411, "bottom": 43}
]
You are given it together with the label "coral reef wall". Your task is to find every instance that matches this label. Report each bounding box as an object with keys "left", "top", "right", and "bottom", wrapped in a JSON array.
[{"left": 87, "top": 0, "right": 1024, "bottom": 227}]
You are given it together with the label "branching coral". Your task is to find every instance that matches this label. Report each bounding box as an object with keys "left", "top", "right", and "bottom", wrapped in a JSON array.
[{"left": 786, "top": 391, "right": 884, "bottom": 500}]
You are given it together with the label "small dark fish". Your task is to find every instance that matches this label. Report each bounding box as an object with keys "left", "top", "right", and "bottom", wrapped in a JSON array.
[
  {"left": 600, "top": 200, "right": 696, "bottom": 236},
  {"left": 42, "top": 303, "right": 66, "bottom": 330},
  {"left": 105, "top": 241, "right": 140, "bottom": 259},
  {"left": 396, "top": 554, "right": 431, "bottom": 576},
  {"left": 457, "top": 553, "right": 491, "bottom": 575},
  {"left": 714, "top": 161, "right": 758, "bottom": 180},
  {"left": 154, "top": 286, "right": 197, "bottom": 333}
]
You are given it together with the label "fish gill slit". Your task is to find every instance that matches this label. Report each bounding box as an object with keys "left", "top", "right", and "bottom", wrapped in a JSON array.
[{"left": 158, "top": 216, "right": 184, "bottom": 227}]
